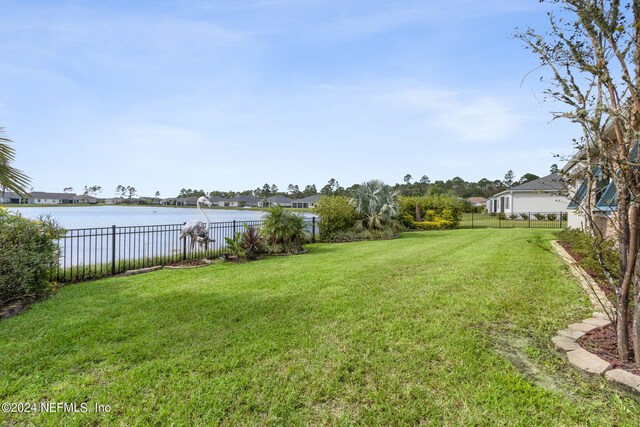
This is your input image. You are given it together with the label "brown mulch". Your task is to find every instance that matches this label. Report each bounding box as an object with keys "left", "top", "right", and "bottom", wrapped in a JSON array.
[
  {"left": 167, "top": 259, "right": 212, "bottom": 268},
  {"left": 578, "top": 321, "right": 640, "bottom": 376},
  {"left": 558, "top": 240, "right": 640, "bottom": 375}
]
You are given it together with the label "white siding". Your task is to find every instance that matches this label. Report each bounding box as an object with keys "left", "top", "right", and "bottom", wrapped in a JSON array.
[{"left": 510, "top": 192, "right": 569, "bottom": 213}]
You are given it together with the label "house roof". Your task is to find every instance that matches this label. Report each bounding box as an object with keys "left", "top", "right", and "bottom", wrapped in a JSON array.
[
  {"left": 228, "top": 196, "right": 260, "bottom": 203},
  {"left": 488, "top": 173, "right": 565, "bottom": 199},
  {"left": 467, "top": 196, "right": 487, "bottom": 204},
  {"left": 267, "top": 196, "right": 293, "bottom": 204},
  {"left": 510, "top": 173, "right": 564, "bottom": 191},
  {"left": 294, "top": 194, "right": 321, "bottom": 203},
  {"left": 30, "top": 191, "right": 77, "bottom": 199}
]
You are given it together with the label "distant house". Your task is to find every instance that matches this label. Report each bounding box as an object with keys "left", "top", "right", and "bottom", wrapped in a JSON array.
[
  {"left": 74, "top": 195, "right": 98, "bottom": 204},
  {"left": 0, "top": 191, "right": 25, "bottom": 204},
  {"left": 227, "top": 196, "right": 260, "bottom": 208},
  {"left": 486, "top": 173, "right": 569, "bottom": 214},
  {"left": 264, "top": 196, "right": 293, "bottom": 208},
  {"left": 208, "top": 196, "right": 226, "bottom": 207},
  {"left": 291, "top": 194, "right": 321, "bottom": 209},
  {"left": 137, "top": 196, "right": 162, "bottom": 205},
  {"left": 105, "top": 197, "right": 124, "bottom": 205},
  {"left": 466, "top": 197, "right": 487, "bottom": 207},
  {"left": 28, "top": 192, "right": 76, "bottom": 204}
]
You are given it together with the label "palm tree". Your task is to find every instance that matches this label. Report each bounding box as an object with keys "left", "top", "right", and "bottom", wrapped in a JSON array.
[
  {"left": 350, "top": 179, "right": 400, "bottom": 230},
  {"left": 0, "top": 128, "right": 31, "bottom": 199}
]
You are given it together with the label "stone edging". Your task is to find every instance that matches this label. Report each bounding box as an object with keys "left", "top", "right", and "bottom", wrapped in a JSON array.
[{"left": 551, "top": 241, "right": 640, "bottom": 394}]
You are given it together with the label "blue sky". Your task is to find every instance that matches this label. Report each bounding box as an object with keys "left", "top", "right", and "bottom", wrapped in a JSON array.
[{"left": 1, "top": 0, "right": 577, "bottom": 197}]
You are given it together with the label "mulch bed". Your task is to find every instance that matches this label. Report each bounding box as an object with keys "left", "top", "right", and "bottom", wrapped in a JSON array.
[
  {"left": 165, "top": 259, "right": 212, "bottom": 268},
  {"left": 578, "top": 320, "right": 639, "bottom": 375},
  {"left": 558, "top": 240, "right": 640, "bottom": 375}
]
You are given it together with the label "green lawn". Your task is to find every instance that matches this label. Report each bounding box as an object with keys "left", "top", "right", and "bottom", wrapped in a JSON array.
[{"left": 1, "top": 229, "right": 638, "bottom": 425}]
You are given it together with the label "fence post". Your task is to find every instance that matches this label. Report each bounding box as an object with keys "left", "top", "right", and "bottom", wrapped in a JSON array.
[
  {"left": 529, "top": 212, "right": 531, "bottom": 228},
  {"left": 499, "top": 213, "right": 501, "bottom": 228},
  {"left": 312, "top": 217, "right": 316, "bottom": 242},
  {"left": 233, "top": 220, "right": 237, "bottom": 235},
  {"left": 182, "top": 222, "right": 187, "bottom": 261},
  {"left": 471, "top": 212, "right": 474, "bottom": 229},
  {"left": 111, "top": 225, "right": 116, "bottom": 276}
]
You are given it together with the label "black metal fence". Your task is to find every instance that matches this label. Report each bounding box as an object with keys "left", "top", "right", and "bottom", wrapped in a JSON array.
[
  {"left": 459, "top": 212, "right": 568, "bottom": 229},
  {"left": 53, "top": 218, "right": 317, "bottom": 283}
]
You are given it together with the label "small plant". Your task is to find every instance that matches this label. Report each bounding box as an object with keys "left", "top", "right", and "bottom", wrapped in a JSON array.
[
  {"left": 224, "top": 233, "right": 244, "bottom": 259},
  {"left": 241, "top": 226, "right": 265, "bottom": 260},
  {"left": 560, "top": 212, "right": 567, "bottom": 221},
  {"left": 546, "top": 213, "right": 558, "bottom": 221},
  {"left": 509, "top": 214, "right": 518, "bottom": 220},
  {"left": 520, "top": 213, "right": 529, "bottom": 220},
  {"left": 533, "top": 213, "right": 546, "bottom": 221},
  {"left": 224, "top": 225, "right": 266, "bottom": 260}
]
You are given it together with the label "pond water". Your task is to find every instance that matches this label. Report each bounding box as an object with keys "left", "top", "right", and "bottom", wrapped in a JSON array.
[{"left": 7, "top": 205, "right": 301, "bottom": 229}]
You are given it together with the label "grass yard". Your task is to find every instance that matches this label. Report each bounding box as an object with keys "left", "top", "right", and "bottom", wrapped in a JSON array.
[{"left": 1, "top": 229, "right": 639, "bottom": 425}]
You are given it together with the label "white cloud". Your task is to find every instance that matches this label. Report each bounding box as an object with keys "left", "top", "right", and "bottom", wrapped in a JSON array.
[{"left": 386, "top": 87, "right": 524, "bottom": 142}]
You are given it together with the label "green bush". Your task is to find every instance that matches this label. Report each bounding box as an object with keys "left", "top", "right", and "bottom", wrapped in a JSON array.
[
  {"left": 533, "top": 213, "right": 546, "bottom": 221},
  {"left": 520, "top": 213, "right": 529, "bottom": 220},
  {"left": 546, "top": 213, "right": 558, "bottom": 221},
  {"left": 322, "top": 227, "right": 399, "bottom": 243},
  {"left": 399, "top": 195, "right": 464, "bottom": 230},
  {"left": 313, "top": 196, "right": 356, "bottom": 240},
  {"left": 0, "top": 209, "right": 65, "bottom": 307},
  {"left": 261, "top": 206, "right": 306, "bottom": 254},
  {"left": 556, "top": 228, "right": 618, "bottom": 283}
]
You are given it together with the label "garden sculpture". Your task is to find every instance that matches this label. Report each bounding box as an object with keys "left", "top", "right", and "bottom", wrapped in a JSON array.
[{"left": 180, "top": 196, "right": 214, "bottom": 251}]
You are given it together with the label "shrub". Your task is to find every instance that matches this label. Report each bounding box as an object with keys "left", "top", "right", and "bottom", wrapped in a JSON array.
[
  {"left": 556, "top": 228, "right": 618, "bottom": 283},
  {"left": 261, "top": 206, "right": 306, "bottom": 254},
  {"left": 399, "top": 195, "right": 464, "bottom": 230},
  {"left": 0, "top": 209, "right": 65, "bottom": 307},
  {"left": 350, "top": 180, "right": 400, "bottom": 231},
  {"left": 520, "top": 213, "right": 529, "bottom": 220},
  {"left": 533, "top": 213, "right": 546, "bottom": 221},
  {"left": 224, "top": 225, "right": 266, "bottom": 260},
  {"left": 509, "top": 214, "right": 518, "bottom": 220},
  {"left": 560, "top": 212, "right": 568, "bottom": 221},
  {"left": 412, "top": 219, "right": 454, "bottom": 230},
  {"left": 323, "top": 227, "right": 399, "bottom": 243},
  {"left": 313, "top": 196, "right": 356, "bottom": 240},
  {"left": 546, "top": 213, "right": 558, "bottom": 221}
]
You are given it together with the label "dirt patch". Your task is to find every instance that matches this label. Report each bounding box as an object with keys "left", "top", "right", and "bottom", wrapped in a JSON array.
[{"left": 493, "top": 335, "right": 565, "bottom": 393}]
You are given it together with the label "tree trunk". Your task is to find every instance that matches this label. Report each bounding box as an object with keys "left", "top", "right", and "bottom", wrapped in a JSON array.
[{"left": 617, "top": 189, "right": 632, "bottom": 361}]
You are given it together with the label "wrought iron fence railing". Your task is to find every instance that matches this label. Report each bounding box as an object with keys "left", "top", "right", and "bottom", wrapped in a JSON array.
[
  {"left": 53, "top": 218, "right": 317, "bottom": 283},
  {"left": 458, "top": 212, "right": 568, "bottom": 229}
]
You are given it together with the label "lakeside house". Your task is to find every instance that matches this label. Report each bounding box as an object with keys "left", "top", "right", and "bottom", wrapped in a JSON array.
[
  {"left": 486, "top": 173, "right": 569, "bottom": 215},
  {"left": 1, "top": 190, "right": 324, "bottom": 210},
  {"left": 291, "top": 194, "right": 321, "bottom": 209}
]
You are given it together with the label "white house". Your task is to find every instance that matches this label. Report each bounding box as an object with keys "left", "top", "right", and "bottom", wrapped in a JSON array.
[
  {"left": 28, "top": 192, "right": 76, "bottom": 204},
  {"left": 486, "top": 173, "right": 569, "bottom": 214}
]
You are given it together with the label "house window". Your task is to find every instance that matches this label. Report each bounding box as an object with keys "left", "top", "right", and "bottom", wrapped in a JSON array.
[
  {"left": 505, "top": 197, "right": 510, "bottom": 210},
  {"left": 568, "top": 181, "right": 588, "bottom": 209}
]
